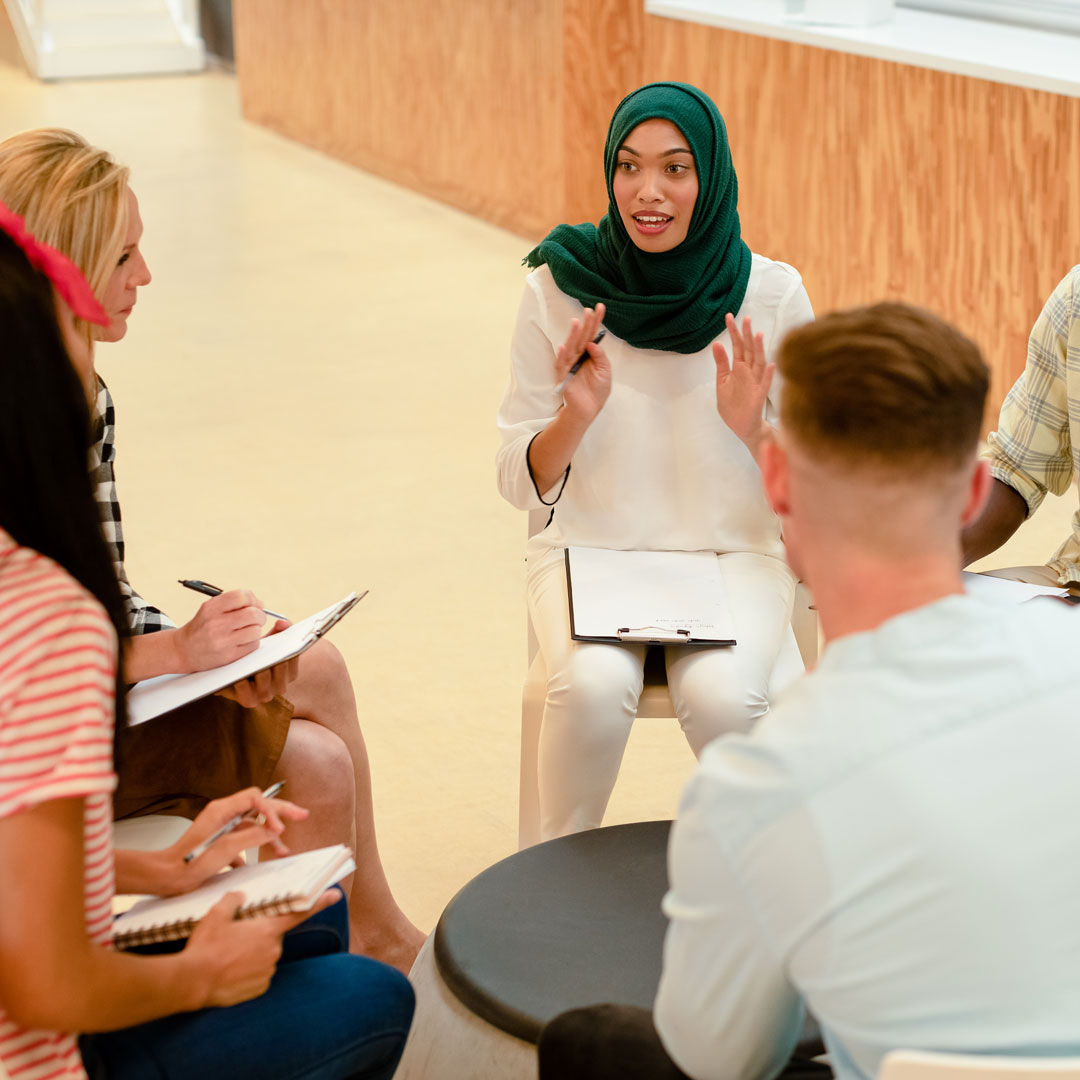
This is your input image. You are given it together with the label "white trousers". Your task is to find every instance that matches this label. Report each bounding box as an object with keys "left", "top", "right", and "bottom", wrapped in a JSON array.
[{"left": 527, "top": 546, "right": 797, "bottom": 839}]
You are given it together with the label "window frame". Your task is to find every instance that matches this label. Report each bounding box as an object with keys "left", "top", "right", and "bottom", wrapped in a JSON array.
[{"left": 897, "top": 0, "right": 1080, "bottom": 34}]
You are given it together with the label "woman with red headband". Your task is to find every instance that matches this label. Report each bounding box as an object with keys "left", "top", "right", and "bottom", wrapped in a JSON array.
[
  {"left": 0, "top": 127, "right": 424, "bottom": 969},
  {"left": 0, "top": 204, "right": 414, "bottom": 1080}
]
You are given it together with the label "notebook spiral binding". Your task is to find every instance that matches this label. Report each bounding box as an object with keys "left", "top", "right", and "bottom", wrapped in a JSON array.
[{"left": 116, "top": 896, "right": 298, "bottom": 949}]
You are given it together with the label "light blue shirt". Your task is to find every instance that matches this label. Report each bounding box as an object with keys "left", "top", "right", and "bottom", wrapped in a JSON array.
[{"left": 655, "top": 593, "right": 1080, "bottom": 1080}]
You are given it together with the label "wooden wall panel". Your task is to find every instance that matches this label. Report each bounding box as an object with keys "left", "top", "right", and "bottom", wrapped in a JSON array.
[
  {"left": 234, "top": 0, "right": 565, "bottom": 238},
  {"left": 636, "top": 15, "right": 1080, "bottom": 419},
  {"left": 560, "top": 0, "right": 644, "bottom": 228},
  {"left": 234, "top": 0, "right": 1080, "bottom": 416}
]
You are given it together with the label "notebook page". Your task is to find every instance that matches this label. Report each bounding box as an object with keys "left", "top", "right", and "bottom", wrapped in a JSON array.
[{"left": 114, "top": 845, "right": 351, "bottom": 936}]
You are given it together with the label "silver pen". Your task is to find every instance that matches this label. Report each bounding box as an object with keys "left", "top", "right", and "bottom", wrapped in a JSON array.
[{"left": 183, "top": 781, "right": 285, "bottom": 864}]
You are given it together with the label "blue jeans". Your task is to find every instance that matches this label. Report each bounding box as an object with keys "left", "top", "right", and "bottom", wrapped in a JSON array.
[{"left": 80, "top": 899, "right": 414, "bottom": 1080}]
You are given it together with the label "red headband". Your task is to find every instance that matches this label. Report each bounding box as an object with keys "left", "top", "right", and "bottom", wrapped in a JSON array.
[{"left": 0, "top": 200, "right": 109, "bottom": 327}]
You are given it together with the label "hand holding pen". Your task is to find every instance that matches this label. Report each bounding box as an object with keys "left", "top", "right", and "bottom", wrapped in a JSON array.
[
  {"left": 147, "top": 784, "right": 308, "bottom": 897},
  {"left": 172, "top": 585, "right": 283, "bottom": 674},
  {"left": 184, "top": 782, "right": 288, "bottom": 863},
  {"left": 554, "top": 303, "right": 611, "bottom": 423},
  {"left": 180, "top": 580, "right": 288, "bottom": 622}
]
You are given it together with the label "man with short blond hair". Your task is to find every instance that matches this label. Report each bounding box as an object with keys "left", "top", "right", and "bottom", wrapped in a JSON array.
[{"left": 540, "top": 303, "right": 1080, "bottom": 1080}]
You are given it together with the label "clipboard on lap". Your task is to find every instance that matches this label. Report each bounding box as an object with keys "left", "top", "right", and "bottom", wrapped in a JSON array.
[
  {"left": 565, "top": 548, "right": 736, "bottom": 647},
  {"left": 126, "top": 591, "right": 367, "bottom": 725}
]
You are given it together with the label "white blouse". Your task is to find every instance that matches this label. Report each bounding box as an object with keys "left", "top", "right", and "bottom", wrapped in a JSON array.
[{"left": 496, "top": 254, "right": 814, "bottom": 558}]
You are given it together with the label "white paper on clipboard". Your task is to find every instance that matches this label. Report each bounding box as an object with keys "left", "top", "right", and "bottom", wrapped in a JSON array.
[
  {"left": 126, "top": 591, "right": 365, "bottom": 725},
  {"left": 565, "top": 548, "right": 736, "bottom": 646}
]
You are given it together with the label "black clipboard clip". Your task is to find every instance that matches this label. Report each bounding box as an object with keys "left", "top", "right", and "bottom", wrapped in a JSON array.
[{"left": 616, "top": 626, "right": 692, "bottom": 643}]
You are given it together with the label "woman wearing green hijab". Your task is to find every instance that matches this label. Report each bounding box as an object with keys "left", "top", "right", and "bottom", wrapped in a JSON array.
[{"left": 496, "top": 82, "right": 814, "bottom": 840}]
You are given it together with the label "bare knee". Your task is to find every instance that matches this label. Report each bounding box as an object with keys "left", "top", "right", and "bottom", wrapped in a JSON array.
[
  {"left": 279, "top": 718, "right": 355, "bottom": 812},
  {"left": 297, "top": 638, "right": 351, "bottom": 695},
  {"left": 289, "top": 639, "right": 359, "bottom": 729}
]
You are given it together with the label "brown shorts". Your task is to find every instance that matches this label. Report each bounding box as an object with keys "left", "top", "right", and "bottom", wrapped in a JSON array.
[{"left": 113, "top": 693, "right": 294, "bottom": 821}]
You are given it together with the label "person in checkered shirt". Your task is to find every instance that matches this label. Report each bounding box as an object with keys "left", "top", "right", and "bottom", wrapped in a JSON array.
[
  {"left": 963, "top": 265, "right": 1080, "bottom": 593},
  {"left": 0, "top": 128, "right": 425, "bottom": 973}
]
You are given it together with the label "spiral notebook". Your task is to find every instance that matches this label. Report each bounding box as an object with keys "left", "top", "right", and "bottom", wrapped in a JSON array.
[{"left": 112, "top": 844, "right": 355, "bottom": 949}]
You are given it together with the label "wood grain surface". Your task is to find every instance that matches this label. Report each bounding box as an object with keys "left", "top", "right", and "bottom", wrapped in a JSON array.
[
  {"left": 234, "top": 0, "right": 1080, "bottom": 412},
  {"left": 634, "top": 15, "right": 1080, "bottom": 420},
  {"left": 234, "top": 0, "right": 565, "bottom": 238}
]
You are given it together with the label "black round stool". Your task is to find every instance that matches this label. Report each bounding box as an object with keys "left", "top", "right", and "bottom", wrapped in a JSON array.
[{"left": 396, "top": 821, "right": 671, "bottom": 1078}]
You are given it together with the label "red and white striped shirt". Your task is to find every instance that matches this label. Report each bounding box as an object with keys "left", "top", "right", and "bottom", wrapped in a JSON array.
[{"left": 0, "top": 529, "right": 117, "bottom": 1080}]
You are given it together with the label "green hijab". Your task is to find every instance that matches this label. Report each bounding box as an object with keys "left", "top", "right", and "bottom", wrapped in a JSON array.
[{"left": 524, "top": 82, "right": 751, "bottom": 355}]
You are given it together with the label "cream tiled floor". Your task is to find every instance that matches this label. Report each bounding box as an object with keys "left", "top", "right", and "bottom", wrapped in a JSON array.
[{"left": 0, "top": 63, "right": 1074, "bottom": 932}]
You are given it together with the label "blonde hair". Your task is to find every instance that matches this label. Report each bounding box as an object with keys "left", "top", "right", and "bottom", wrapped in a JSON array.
[{"left": 0, "top": 128, "right": 130, "bottom": 341}]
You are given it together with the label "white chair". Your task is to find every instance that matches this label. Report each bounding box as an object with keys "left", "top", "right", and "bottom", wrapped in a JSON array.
[
  {"left": 518, "top": 509, "right": 821, "bottom": 848},
  {"left": 878, "top": 1050, "right": 1080, "bottom": 1078},
  {"left": 113, "top": 814, "right": 191, "bottom": 852},
  {"left": 113, "top": 813, "right": 260, "bottom": 866}
]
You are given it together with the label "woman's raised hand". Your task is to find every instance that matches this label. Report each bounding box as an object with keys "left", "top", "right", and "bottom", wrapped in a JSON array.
[
  {"left": 555, "top": 303, "right": 611, "bottom": 423},
  {"left": 713, "top": 313, "right": 774, "bottom": 455}
]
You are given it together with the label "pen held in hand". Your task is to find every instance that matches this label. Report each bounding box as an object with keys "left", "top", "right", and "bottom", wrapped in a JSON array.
[
  {"left": 556, "top": 329, "right": 607, "bottom": 396},
  {"left": 183, "top": 780, "right": 286, "bottom": 864},
  {"left": 178, "top": 579, "right": 289, "bottom": 622}
]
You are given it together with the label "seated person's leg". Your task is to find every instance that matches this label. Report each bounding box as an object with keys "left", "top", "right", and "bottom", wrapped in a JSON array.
[
  {"left": 528, "top": 547, "right": 648, "bottom": 839},
  {"left": 539, "top": 1005, "right": 833, "bottom": 1080},
  {"left": 539, "top": 1005, "right": 690, "bottom": 1080},
  {"left": 666, "top": 552, "right": 797, "bottom": 756},
  {"left": 114, "top": 639, "right": 422, "bottom": 971},
  {"left": 80, "top": 951, "right": 415, "bottom": 1080},
  {"left": 113, "top": 694, "right": 292, "bottom": 821},
  {"left": 278, "top": 639, "right": 425, "bottom": 970},
  {"left": 278, "top": 891, "right": 350, "bottom": 965}
]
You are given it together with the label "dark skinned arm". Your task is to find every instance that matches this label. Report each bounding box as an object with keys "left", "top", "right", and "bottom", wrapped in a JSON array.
[{"left": 961, "top": 478, "right": 1028, "bottom": 567}]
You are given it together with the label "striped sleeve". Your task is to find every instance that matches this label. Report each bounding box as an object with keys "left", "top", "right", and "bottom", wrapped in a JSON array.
[{"left": 0, "top": 568, "right": 117, "bottom": 820}]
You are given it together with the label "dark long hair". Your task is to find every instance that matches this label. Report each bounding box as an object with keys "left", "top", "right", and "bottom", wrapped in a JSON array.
[{"left": 0, "top": 229, "right": 129, "bottom": 727}]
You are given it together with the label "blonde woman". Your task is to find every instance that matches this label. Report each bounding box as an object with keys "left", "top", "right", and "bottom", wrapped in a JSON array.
[
  {"left": 0, "top": 205, "right": 414, "bottom": 1080},
  {"left": 0, "top": 128, "right": 423, "bottom": 971}
]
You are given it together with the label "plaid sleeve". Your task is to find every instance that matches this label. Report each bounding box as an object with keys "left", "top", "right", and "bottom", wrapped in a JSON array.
[
  {"left": 89, "top": 380, "right": 177, "bottom": 637},
  {"left": 984, "top": 269, "right": 1079, "bottom": 515}
]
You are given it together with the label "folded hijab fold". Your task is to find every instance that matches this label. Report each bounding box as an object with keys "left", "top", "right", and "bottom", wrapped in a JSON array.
[{"left": 525, "top": 82, "right": 751, "bottom": 355}]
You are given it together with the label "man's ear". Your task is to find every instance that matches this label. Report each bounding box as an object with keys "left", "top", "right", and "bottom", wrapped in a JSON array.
[
  {"left": 960, "top": 458, "right": 992, "bottom": 527},
  {"left": 760, "top": 432, "right": 790, "bottom": 518}
]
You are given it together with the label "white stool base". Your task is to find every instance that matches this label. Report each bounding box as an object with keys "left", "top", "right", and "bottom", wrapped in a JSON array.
[{"left": 396, "top": 933, "right": 538, "bottom": 1080}]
